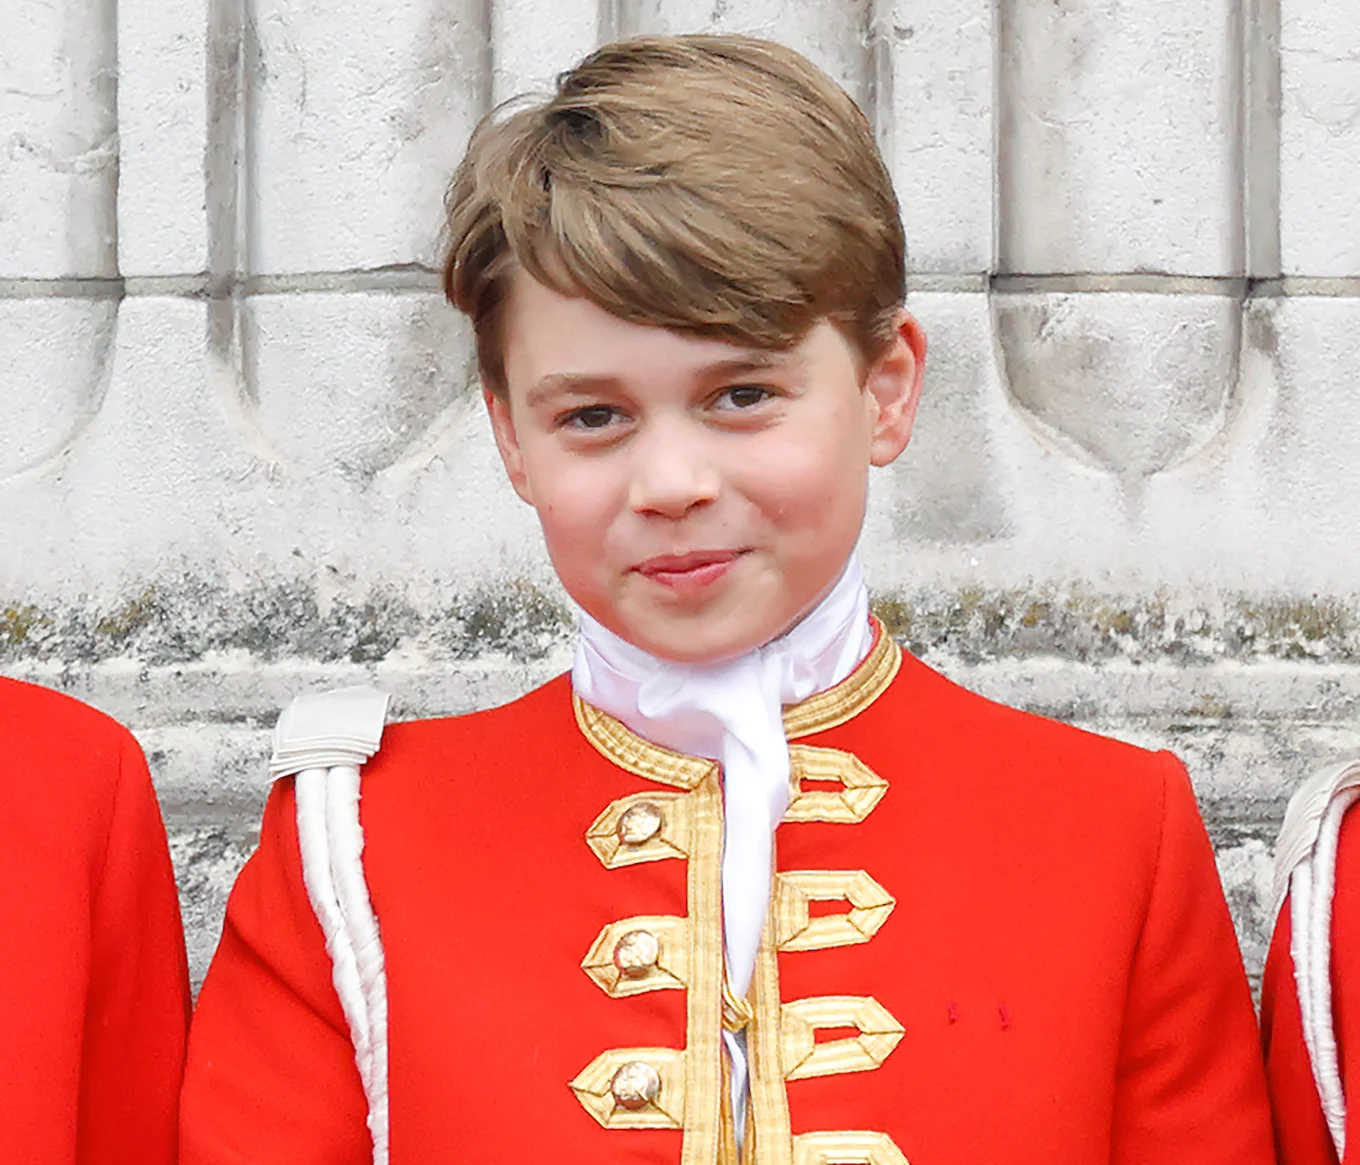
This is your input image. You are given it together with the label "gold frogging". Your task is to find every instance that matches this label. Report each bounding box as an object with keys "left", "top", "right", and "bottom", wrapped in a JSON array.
[
  {"left": 568, "top": 629, "right": 911, "bottom": 1163},
  {"left": 771, "top": 742, "right": 910, "bottom": 1163},
  {"left": 568, "top": 706, "right": 725, "bottom": 1155}
]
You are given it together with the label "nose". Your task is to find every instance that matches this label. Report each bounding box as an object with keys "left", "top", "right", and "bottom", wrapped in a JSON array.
[{"left": 627, "top": 418, "right": 720, "bottom": 519}]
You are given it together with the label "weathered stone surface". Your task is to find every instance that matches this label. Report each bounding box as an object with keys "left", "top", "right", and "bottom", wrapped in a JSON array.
[
  {"left": 0, "top": 0, "right": 118, "bottom": 278},
  {"left": 0, "top": 297, "right": 253, "bottom": 587},
  {"left": 1217, "top": 839, "right": 1275, "bottom": 997},
  {"left": 998, "top": 0, "right": 1240, "bottom": 275},
  {"left": 492, "top": 0, "right": 598, "bottom": 104},
  {"left": 171, "top": 822, "right": 258, "bottom": 991},
  {"left": 877, "top": 0, "right": 994, "bottom": 274},
  {"left": 117, "top": 0, "right": 209, "bottom": 276},
  {"left": 867, "top": 292, "right": 1008, "bottom": 547},
  {"left": 994, "top": 292, "right": 1238, "bottom": 480},
  {"left": 621, "top": 0, "right": 873, "bottom": 109},
  {"left": 243, "top": 291, "right": 476, "bottom": 473},
  {"left": 148, "top": 723, "right": 274, "bottom": 989},
  {"left": 870, "top": 293, "right": 1360, "bottom": 596},
  {"left": 1280, "top": 0, "right": 1360, "bottom": 276},
  {"left": 247, "top": 0, "right": 490, "bottom": 273},
  {"left": 1249, "top": 297, "right": 1360, "bottom": 558},
  {"left": 872, "top": 591, "right": 1360, "bottom": 672},
  {"left": 0, "top": 578, "right": 575, "bottom": 671},
  {"left": 0, "top": 292, "right": 546, "bottom": 600},
  {"left": 0, "top": 298, "right": 118, "bottom": 479},
  {"left": 9, "top": 573, "right": 1360, "bottom": 680}
]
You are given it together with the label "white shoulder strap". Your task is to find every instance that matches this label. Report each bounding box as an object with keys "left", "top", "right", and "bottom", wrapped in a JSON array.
[
  {"left": 1273, "top": 758, "right": 1360, "bottom": 1160},
  {"left": 271, "top": 685, "right": 392, "bottom": 1165}
]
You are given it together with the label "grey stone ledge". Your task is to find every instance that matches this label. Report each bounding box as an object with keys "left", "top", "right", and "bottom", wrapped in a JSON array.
[
  {"left": 0, "top": 266, "right": 444, "bottom": 301},
  {"left": 4, "top": 271, "right": 1360, "bottom": 301},
  {"left": 5, "top": 654, "right": 1357, "bottom": 730}
]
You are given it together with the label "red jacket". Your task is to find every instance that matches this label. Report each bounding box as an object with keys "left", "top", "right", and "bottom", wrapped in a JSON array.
[
  {"left": 1263, "top": 808, "right": 1360, "bottom": 1164},
  {"left": 182, "top": 628, "right": 1272, "bottom": 1164},
  {"left": 0, "top": 676, "right": 189, "bottom": 1163}
]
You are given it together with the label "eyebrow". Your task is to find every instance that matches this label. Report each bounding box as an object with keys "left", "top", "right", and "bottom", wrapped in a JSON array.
[{"left": 523, "top": 353, "right": 791, "bottom": 409}]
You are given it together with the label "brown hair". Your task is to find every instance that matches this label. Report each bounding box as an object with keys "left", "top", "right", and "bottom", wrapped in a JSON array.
[{"left": 442, "top": 34, "right": 905, "bottom": 394}]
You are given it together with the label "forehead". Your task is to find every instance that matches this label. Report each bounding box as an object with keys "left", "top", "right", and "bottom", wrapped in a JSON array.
[{"left": 500, "top": 272, "right": 824, "bottom": 394}]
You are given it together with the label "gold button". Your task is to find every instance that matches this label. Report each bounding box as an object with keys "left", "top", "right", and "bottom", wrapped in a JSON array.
[
  {"left": 612, "top": 929, "right": 661, "bottom": 979},
  {"left": 616, "top": 802, "right": 663, "bottom": 846},
  {"left": 610, "top": 1060, "right": 661, "bottom": 1110}
]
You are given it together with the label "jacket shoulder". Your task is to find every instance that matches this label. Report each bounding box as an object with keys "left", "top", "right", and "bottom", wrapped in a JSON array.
[
  {"left": 844, "top": 651, "right": 1203, "bottom": 927},
  {"left": 0, "top": 675, "right": 136, "bottom": 741},
  {"left": 365, "top": 672, "right": 577, "bottom": 772},
  {"left": 0, "top": 678, "right": 162, "bottom": 864},
  {"left": 860, "top": 651, "right": 1181, "bottom": 806},
  {"left": 0, "top": 675, "right": 144, "bottom": 778}
]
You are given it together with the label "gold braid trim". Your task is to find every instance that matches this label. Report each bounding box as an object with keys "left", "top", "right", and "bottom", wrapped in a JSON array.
[
  {"left": 748, "top": 912, "right": 794, "bottom": 1165},
  {"left": 680, "top": 765, "right": 726, "bottom": 1165},
  {"left": 782, "top": 618, "right": 901, "bottom": 740},
  {"left": 574, "top": 697, "right": 715, "bottom": 790},
  {"left": 779, "top": 996, "right": 905, "bottom": 1081},
  {"left": 792, "top": 1131, "right": 911, "bottom": 1164}
]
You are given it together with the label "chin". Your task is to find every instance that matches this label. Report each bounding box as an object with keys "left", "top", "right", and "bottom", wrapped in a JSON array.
[
  {"left": 645, "top": 639, "right": 757, "bottom": 666},
  {"left": 629, "top": 612, "right": 781, "bottom": 667}
]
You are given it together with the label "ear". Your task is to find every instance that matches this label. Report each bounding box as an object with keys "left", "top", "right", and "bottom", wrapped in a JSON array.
[
  {"left": 483, "top": 387, "right": 535, "bottom": 505},
  {"left": 864, "top": 309, "right": 926, "bottom": 468}
]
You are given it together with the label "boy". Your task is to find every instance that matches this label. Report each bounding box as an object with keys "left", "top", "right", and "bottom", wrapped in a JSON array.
[
  {"left": 1262, "top": 760, "right": 1360, "bottom": 1163},
  {"left": 180, "top": 35, "right": 1273, "bottom": 1164},
  {"left": 0, "top": 676, "right": 189, "bottom": 1162}
]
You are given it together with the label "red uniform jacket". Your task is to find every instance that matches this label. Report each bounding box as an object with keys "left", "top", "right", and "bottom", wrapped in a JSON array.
[
  {"left": 1263, "top": 810, "right": 1360, "bottom": 1164},
  {"left": 0, "top": 676, "right": 189, "bottom": 1163},
  {"left": 182, "top": 629, "right": 1272, "bottom": 1164}
]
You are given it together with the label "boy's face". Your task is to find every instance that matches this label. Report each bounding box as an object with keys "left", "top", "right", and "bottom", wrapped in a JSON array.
[{"left": 486, "top": 274, "right": 924, "bottom": 664}]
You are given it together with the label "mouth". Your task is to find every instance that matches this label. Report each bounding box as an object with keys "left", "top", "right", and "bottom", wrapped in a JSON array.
[{"left": 633, "top": 549, "right": 748, "bottom": 591}]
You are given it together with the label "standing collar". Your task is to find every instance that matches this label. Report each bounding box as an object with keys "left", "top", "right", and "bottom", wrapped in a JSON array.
[{"left": 573, "top": 617, "right": 901, "bottom": 783}]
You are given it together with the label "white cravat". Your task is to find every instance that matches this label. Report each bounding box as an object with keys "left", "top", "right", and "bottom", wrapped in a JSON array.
[{"left": 572, "top": 556, "right": 873, "bottom": 1141}]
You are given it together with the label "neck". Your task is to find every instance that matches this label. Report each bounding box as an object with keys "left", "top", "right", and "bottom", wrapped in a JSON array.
[{"left": 572, "top": 557, "right": 872, "bottom": 759}]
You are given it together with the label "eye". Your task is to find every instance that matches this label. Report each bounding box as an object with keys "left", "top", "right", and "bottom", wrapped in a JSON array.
[
  {"left": 561, "top": 404, "right": 621, "bottom": 430},
  {"left": 716, "top": 384, "right": 773, "bottom": 410}
]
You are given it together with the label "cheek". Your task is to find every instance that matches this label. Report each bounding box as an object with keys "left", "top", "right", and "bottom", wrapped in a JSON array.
[
  {"left": 735, "top": 416, "right": 870, "bottom": 530},
  {"left": 536, "top": 478, "right": 609, "bottom": 540},
  {"left": 521, "top": 448, "right": 625, "bottom": 556}
]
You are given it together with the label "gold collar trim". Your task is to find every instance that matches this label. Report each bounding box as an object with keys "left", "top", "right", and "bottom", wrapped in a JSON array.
[
  {"left": 573, "top": 618, "right": 901, "bottom": 782},
  {"left": 573, "top": 698, "right": 716, "bottom": 790},
  {"left": 782, "top": 618, "right": 901, "bottom": 740}
]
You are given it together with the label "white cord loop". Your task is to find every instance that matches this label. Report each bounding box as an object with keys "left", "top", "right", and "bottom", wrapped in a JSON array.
[
  {"left": 272, "top": 685, "right": 391, "bottom": 1165},
  {"left": 1274, "top": 759, "right": 1360, "bottom": 1160}
]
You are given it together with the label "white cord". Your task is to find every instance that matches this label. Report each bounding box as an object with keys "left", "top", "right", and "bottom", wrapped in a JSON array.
[
  {"left": 1291, "top": 785, "right": 1360, "bottom": 1160},
  {"left": 274, "top": 687, "right": 390, "bottom": 1165}
]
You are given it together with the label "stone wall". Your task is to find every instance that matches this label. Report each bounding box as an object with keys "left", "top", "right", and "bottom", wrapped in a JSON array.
[{"left": 3, "top": 0, "right": 1358, "bottom": 992}]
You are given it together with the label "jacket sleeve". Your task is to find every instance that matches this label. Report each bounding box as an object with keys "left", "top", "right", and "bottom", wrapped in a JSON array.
[
  {"left": 180, "top": 779, "right": 371, "bottom": 1165},
  {"left": 1262, "top": 806, "right": 1360, "bottom": 1165},
  {"left": 77, "top": 730, "right": 191, "bottom": 1165},
  {"left": 1109, "top": 754, "right": 1276, "bottom": 1164}
]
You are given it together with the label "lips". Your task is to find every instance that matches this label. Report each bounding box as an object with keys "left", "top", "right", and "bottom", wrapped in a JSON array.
[
  {"left": 636, "top": 549, "right": 740, "bottom": 575},
  {"left": 634, "top": 549, "right": 746, "bottom": 591}
]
